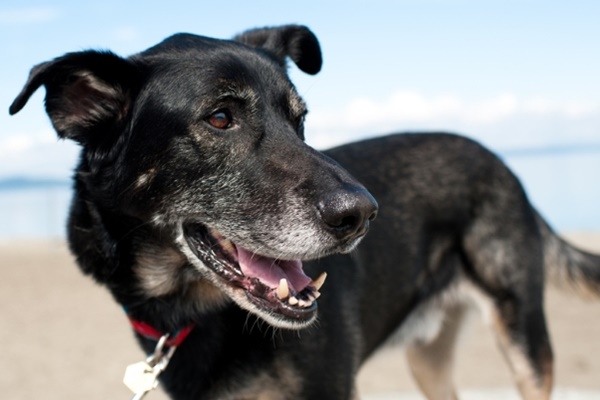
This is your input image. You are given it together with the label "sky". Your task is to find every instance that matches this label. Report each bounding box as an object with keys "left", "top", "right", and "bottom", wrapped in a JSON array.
[{"left": 1, "top": 0, "right": 600, "bottom": 231}]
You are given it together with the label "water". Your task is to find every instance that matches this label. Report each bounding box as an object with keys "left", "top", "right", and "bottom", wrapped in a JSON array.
[
  {"left": 0, "top": 152, "right": 599, "bottom": 239},
  {"left": 0, "top": 185, "right": 72, "bottom": 238},
  {"left": 503, "top": 152, "right": 600, "bottom": 231}
]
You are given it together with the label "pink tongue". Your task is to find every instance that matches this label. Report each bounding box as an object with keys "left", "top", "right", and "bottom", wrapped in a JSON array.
[{"left": 236, "top": 246, "right": 312, "bottom": 293}]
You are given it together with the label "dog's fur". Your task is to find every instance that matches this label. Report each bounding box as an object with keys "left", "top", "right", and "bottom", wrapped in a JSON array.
[{"left": 10, "top": 25, "right": 600, "bottom": 400}]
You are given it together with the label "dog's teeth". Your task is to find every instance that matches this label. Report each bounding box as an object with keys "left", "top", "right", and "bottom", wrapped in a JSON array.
[
  {"left": 312, "top": 272, "right": 327, "bottom": 291},
  {"left": 304, "top": 286, "right": 321, "bottom": 301},
  {"left": 288, "top": 296, "right": 299, "bottom": 306},
  {"left": 306, "top": 290, "right": 321, "bottom": 301},
  {"left": 298, "top": 299, "right": 313, "bottom": 308},
  {"left": 277, "top": 278, "right": 290, "bottom": 300}
]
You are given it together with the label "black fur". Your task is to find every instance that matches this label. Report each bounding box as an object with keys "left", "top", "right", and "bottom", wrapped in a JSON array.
[{"left": 11, "top": 25, "right": 600, "bottom": 400}]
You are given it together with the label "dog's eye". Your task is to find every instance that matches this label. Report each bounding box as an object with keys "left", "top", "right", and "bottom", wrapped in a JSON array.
[{"left": 206, "top": 110, "right": 232, "bottom": 130}]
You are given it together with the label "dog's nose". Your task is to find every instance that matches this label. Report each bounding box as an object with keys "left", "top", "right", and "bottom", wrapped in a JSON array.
[{"left": 317, "top": 187, "right": 378, "bottom": 240}]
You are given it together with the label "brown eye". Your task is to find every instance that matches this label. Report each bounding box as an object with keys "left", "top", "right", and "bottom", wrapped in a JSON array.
[{"left": 207, "top": 110, "right": 232, "bottom": 129}]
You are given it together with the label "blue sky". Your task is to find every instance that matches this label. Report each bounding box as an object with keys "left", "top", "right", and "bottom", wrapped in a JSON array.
[{"left": 1, "top": 0, "right": 600, "bottom": 230}]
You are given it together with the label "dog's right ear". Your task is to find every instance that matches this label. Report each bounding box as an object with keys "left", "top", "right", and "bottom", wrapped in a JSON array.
[
  {"left": 9, "top": 51, "right": 142, "bottom": 145},
  {"left": 233, "top": 25, "right": 323, "bottom": 75}
]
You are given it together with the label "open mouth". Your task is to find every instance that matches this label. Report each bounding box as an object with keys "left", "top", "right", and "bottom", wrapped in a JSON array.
[{"left": 182, "top": 223, "right": 326, "bottom": 324}]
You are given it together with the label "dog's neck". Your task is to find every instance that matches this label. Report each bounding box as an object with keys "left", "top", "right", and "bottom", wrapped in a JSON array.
[
  {"left": 67, "top": 178, "right": 233, "bottom": 336},
  {"left": 125, "top": 309, "right": 195, "bottom": 347}
]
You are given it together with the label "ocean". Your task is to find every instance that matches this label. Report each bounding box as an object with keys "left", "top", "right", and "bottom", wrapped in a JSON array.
[
  {"left": 1, "top": 150, "right": 599, "bottom": 239},
  {"left": 0, "top": 184, "right": 72, "bottom": 238}
]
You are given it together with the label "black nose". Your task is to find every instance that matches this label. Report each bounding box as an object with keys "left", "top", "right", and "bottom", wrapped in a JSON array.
[{"left": 317, "top": 187, "right": 378, "bottom": 240}]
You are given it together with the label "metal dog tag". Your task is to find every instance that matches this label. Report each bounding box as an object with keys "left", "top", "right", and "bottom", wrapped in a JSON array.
[
  {"left": 123, "top": 334, "right": 179, "bottom": 399},
  {"left": 123, "top": 361, "right": 159, "bottom": 396}
]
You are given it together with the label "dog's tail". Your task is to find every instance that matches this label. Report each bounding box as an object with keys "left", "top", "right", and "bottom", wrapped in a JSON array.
[{"left": 538, "top": 212, "right": 600, "bottom": 298}]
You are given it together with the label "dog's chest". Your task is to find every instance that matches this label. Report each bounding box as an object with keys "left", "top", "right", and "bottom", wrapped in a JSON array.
[
  {"left": 212, "top": 366, "right": 301, "bottom": 400},
  {"left": 186, "top": 353, "right": 302, "bottom": 400}
]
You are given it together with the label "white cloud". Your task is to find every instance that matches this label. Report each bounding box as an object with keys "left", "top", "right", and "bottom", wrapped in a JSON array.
[
  {"left": 0, "top": 131, "right": 54, "bottom": 157},
  {"left": 0, "top": 130, "right": 79, "bottom": 179},
  {"left": 0, "top": 6, "right": 60, "bottom": 25},
  {"left": 468, "top": 94, "right": 519, "bottom": 124},
  {"left": 306, "top": 91, "right": 600, "bottom": 150},
  {"left": 2, "top": 91, "right": 599, "bottom": 180}
]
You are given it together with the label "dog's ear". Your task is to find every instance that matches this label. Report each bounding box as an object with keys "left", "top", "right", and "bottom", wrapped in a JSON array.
[
  {"left": 233, "top": 25, "right": 322, "bottom": 75},
  {"left": 9, "top": 51, "right": 142, "bottom": 145}
]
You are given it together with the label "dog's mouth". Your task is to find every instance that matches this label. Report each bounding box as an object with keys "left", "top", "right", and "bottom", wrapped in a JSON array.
[{"left": 182, "top": 223, "right": 326, "bottom": 325}]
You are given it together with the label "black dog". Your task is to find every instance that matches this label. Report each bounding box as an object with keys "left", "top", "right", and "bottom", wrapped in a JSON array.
[{"left": 11, "top": 25, "right": 600, "bottom": 400}]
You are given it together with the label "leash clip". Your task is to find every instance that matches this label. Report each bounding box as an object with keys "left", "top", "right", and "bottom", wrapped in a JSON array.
[{"left": 124, "top": 334, "right": 178, "bottom": 400}]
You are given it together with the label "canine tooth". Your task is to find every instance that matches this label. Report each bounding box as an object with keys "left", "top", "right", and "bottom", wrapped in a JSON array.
[
  {"left": 314, "top": 291, "right": 321, "bottom": 299},
  {"left": 312, "top": 272, "right": 327, "bottom": 291},
  {"left": 277, "top": 279, "right": 290, "bottom": 300},
  {"left": 288, "top": 296, "right": 299, "bottom": 306}
]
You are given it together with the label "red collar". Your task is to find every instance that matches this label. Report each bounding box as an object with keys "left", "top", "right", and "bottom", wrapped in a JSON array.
[{"left": 126, "top": 314, "right": 195, "bottom": 347}]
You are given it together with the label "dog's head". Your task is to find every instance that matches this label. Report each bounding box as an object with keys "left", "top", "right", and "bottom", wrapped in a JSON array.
[{"left": 10, "top": 25, "right": 377, "bottom": 329}]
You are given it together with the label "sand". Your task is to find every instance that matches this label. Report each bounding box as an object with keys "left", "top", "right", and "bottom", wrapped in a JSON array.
[{"left": 1, "top": 233, "right": 600, "bottom": 400}]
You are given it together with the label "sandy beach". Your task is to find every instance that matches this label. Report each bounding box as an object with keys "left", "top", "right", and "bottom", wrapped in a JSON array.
[{"left": 2, "top": 233, "right": 600, "bottom": 400}]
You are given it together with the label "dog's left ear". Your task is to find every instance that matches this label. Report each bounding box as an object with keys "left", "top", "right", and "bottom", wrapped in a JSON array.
[
  {"left": 9, "top": 50, "right": 142, "bottom": 146},
  {"left": 234, "top": 25, "right": 322, "bottom": 75}
]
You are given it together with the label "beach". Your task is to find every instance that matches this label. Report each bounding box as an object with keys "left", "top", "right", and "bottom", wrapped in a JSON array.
[{"left": 2, "top": 233, "right": 600, "bottom": 400}]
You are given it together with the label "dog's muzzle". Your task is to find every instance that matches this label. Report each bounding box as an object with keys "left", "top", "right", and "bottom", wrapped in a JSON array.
[
  {"left": 179, "top": 186, "right": 377, "bottom": 328},
  {"left": 181, "top": 224, "right": 327, "bottom": 326}
]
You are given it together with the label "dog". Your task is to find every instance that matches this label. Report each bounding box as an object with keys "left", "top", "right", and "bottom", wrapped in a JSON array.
[{"left": 10, "top": 25, "right": 600, "bottom": 400}]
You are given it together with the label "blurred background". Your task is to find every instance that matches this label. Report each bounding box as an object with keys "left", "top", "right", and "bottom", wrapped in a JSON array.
[{"left": 1, "top": 1, "right": 599, "bottom": 399}]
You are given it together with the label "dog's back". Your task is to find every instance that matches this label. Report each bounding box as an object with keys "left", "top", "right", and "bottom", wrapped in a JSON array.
[{"left": 323, "top": 132, "right": 600, "bottom": 399}]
